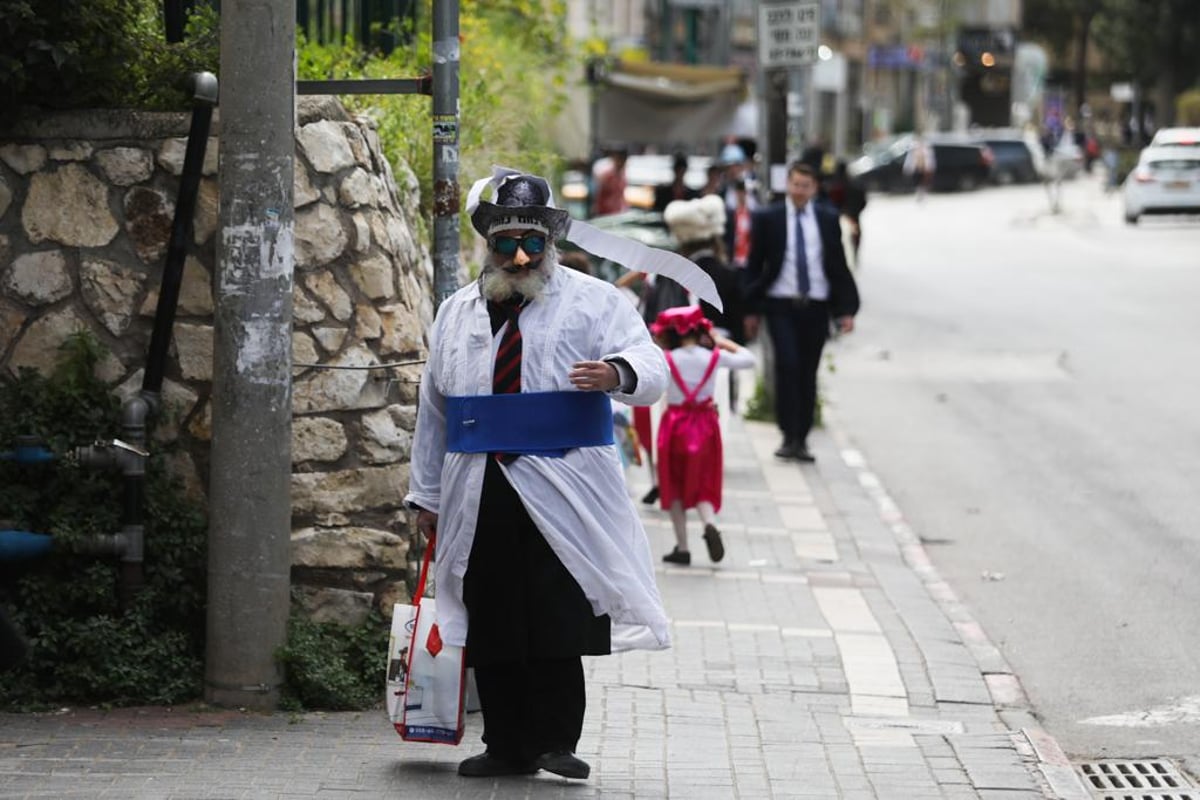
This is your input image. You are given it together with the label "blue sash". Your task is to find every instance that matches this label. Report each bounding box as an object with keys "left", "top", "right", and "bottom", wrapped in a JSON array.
[{"left": 445, "top": 391, "right": 614, "bottom": 457}]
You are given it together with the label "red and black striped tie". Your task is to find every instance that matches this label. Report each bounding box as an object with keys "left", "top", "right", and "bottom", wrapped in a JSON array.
[{"left": 492, "top": 302, "right": 523, "bottom": 462}]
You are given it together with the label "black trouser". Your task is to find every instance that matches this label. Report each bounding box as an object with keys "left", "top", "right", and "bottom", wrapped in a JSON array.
[
  {"left": 764, "top": 297, "right": 829, "bottom": 445},
  {"left": 474, "top": 657, "right": 585, "bottom": 763},
  {"left": 463, "top": 458, "right": 608, "bottom": 762}
]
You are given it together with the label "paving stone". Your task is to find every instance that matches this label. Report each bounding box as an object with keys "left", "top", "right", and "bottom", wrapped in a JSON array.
[{"left": 0, "top": 416, "right": 1079, "bottom": 799}]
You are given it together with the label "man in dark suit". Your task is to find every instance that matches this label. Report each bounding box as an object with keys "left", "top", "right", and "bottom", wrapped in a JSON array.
[{"left": 743, "top": 161, "right": 859, "bottom": 462}]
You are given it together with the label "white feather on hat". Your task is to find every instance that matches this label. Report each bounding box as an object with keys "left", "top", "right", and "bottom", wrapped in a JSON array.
[{"left": 664, "top": 194, "right": 727, "bottom": 245}]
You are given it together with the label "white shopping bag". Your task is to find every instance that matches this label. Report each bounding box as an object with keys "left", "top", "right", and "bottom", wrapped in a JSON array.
[{"left": 385, "top": 540, "right": 465, "bottom": 745}]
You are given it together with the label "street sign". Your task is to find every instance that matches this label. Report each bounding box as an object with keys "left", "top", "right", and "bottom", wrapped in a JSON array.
[{"left": 758, "top": 0, "right": 821, "bottom": 69}]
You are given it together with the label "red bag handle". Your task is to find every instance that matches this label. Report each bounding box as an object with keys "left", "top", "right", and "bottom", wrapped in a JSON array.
[{"left": 411, "top": 532, "right": 435, "bottom": 606}]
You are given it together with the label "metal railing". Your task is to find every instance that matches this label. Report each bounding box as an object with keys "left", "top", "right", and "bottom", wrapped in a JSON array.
[{"left": 163, "top": 0, "right": 416, "bottom": 53}]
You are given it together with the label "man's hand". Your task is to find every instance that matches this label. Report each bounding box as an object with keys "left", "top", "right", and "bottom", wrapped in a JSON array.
[
  {"left": 416, "top": 509, "right": 438, "bottom": 556},
  {"left": 835, "top": 316, "right": 855, "bottom": 335},
  {"left": 569, "top": 361, "right": 620, "bottom": 392}
]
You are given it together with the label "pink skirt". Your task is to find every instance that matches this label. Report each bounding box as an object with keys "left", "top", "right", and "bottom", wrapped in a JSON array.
[
  {"left": 656, "top": 403, "right": 722, "bottom": 512},
  {"left": 633, "top": 406, "right": 653, "bottom": 459}
]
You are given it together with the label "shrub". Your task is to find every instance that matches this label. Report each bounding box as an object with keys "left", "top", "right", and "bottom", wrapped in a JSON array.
[
  {"left": 297, "top": 0, "right": 576, "bottom": 244},
  {"left": 0, "top": 0, "right": 219, "bottom": 121},
  {"left": 276, "top": 611, "right": 388, "bottom": 711},
  {"left": 1178, "top": 89, "right": 1200, "bottom": 126},
  {"left": 0, "top": 333, "right": 208, "bottom": 709}
]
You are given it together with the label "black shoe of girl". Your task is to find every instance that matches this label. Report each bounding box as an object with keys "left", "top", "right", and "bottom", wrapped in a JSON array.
[
  {"left": 662, "top": 547, "right": 691, "bottom": 566},
  {"left": 702, "top": 524, "right": 725, "bottom": 563},
  {"left": 641, "top": 486, "right": 660, "bottom": 505}
]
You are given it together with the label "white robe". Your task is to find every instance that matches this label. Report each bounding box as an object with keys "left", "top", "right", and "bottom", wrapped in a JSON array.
[{"left": 405, "top": 265, "right": 672, "bottom": 653}]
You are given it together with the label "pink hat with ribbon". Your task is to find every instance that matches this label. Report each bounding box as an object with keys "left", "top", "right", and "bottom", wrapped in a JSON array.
[{"left": 650, "top": 305, "right": 712, "bottom": 338}]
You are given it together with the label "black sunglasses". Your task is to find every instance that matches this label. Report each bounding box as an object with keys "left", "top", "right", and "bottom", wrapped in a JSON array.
[{"left": 490, "top": 233, "right": 547, "bottom": 256}]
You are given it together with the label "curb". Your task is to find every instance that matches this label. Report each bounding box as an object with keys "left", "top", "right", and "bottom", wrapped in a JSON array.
[{"left": 824, "top": 409, "right": 1091, "bottom": 799}]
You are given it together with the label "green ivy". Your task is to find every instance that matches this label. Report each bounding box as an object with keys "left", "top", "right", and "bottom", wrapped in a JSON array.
[
  {"left": 276, "top": 611, "right": 388, "bottom": 711},
  {"left": 742, "top": 376, "right": 775, "bottom": 423},
  {"left": 0, "top": 332, "right": 208, "bottom": 709}
]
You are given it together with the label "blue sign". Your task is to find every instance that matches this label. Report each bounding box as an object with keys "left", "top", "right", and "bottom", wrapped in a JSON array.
[{"left": 868, "top": 45, "right": 924, "bottom": 69}]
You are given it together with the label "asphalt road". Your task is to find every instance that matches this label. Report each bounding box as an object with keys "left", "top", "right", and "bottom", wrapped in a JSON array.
[{"left": 823, "top": 172, "right": 1200, "bottom": 777}]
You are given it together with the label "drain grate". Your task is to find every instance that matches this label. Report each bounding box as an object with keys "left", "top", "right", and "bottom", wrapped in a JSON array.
[{"left": 1076, "top": 759, "right": 1197, "bottom": 800}]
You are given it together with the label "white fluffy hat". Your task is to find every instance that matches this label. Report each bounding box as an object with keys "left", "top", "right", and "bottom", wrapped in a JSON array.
[{"left": 664, "top": 194, "right": 727, "bottom": 245}]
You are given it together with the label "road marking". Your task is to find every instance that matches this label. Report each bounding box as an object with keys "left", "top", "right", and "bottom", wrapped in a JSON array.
[{"left": 1079, "top": 695, "right": 1200, "bottom": 727}]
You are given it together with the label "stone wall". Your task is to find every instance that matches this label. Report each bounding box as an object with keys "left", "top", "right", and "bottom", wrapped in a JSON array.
[{"left": 0, "top": 97, "right": 435, "bottom": 625}]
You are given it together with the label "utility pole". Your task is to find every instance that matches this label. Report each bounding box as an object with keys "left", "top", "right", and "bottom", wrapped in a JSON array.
[
  {"left": 207, "top": 0, "right": 295, "bottom": 710},
  {"left": 431, "top": 0, "right": 461, "bottom": 307}
]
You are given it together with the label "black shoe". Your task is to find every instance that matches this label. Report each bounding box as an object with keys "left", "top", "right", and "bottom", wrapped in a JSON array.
[
  {"left": 774, "top": 440, "right": 800, "bottom": 460},
  {"left": 662, "top": 547, "right": 691, "bottom": 566},
  {"left": 458, "top": 751, "right": 539, "bottom": 778},
  {"left": 641, "top": 486, "right": 660, "bottom": 505},
  {"left": 795, "top": 446, "right": 816, "bottom": 463},
  {"left": 535, "top": 751, "right": 590, "bottom": 779},
  {"left": 702, "top": 524, "right": 725, "bottom": 563}
]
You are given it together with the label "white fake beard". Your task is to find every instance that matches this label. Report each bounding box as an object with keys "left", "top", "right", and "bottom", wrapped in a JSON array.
[{"left": 480, "top": 244, "right": 558, "bottom": 303}]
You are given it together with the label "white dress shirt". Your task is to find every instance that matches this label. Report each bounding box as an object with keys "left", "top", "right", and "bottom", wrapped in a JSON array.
[{"left": 767, "top": 198, "right": 830, "bottom": 301}]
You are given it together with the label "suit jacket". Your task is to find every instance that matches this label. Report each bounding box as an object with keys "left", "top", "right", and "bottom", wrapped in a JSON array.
[
  {"left": 743, "top": 200, "right": 859, "bottom": 320},
  {"left": 653, "top": 182, "right": 698, "bottom": 212}
]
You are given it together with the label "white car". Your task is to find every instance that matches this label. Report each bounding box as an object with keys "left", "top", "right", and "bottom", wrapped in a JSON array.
[
  {"left": 1148, "top": 127, "right": 1200, "bottom": 149},
  {"left": 1122, "top": 145, "right": 1200, "bottom": 224}
]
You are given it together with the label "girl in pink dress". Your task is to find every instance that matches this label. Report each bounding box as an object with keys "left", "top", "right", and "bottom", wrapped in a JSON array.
[{"left": 650, "top": 306, "right": 756, "bottom": 566}]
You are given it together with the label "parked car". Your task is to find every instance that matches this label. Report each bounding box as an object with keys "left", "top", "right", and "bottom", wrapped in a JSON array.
[
  {"left": 1148, "top": 127, "right": 1200, "bottom": 149},
  {"left": 969, "top": 131, "right": 1041, "bottom": 184},
  {"left": 564, "top": 154, "right": 713, "bottom": 214},
  {"left": 1122, "top": 145, "right": 1200, "bottom": 224},
  {"left": 848, "top": 134, "right": 993, "bottom": 193}
]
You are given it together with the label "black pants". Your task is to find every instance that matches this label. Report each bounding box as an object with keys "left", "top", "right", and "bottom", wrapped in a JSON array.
[
  {"left": 474, "top": 657, "right": 585, "bottom": 762},
  {"left": 463, "top": 458, "right": 608, "bottom": 760},
  {"left": 764, "top": 298, "right": 830, "bottom": 445}
]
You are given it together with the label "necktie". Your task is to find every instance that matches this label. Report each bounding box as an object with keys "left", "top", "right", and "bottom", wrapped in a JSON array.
[
  {"left": 794, "top": 208, "right": 810, "bottom": 296},
  {"left": 492, "top": 302, "right": 523, "bottom": 463}
]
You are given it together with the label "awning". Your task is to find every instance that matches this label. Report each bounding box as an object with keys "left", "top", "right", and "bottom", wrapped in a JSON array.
[
  {"left": 597, "top": 60, "right": 751, "bottom": 149},
  {"left": 603, "top": 60, "right": 746, "bottom": 102}
]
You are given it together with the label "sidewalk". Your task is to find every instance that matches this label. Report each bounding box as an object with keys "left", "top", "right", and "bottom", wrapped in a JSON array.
[{"left": 0, "top": 415, "right": 1089, "bottom": 799}]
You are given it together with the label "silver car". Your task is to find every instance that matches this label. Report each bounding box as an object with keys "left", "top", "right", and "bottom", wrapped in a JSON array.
[{"left": 1122, "top": 145, "right": 1200, "bottom": 224}]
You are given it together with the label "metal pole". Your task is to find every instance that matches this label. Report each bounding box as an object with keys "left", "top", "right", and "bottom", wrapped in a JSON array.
[
  {"left": 431, "top": 0, "right": 460, "bottom": 308},
  {"left": 144, "top": 72, "right": 218, "bottom": 397},
  {"left": 207, "top": 0, "right": 296, "bottom": 710}
]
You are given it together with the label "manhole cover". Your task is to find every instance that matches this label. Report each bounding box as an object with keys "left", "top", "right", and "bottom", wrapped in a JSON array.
[{"left": 1076, "top": 759, "right": 1197, "bottom": 800}]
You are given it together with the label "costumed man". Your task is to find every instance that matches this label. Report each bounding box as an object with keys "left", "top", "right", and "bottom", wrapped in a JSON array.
[{"left": 405, "top": 168, "right": 722, "bottom": 781}]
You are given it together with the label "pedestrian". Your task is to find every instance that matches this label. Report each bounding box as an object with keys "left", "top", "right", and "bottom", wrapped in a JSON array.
[
  {"left": 724, "top": 179, "right": 753, "bottom": 269},
  {"left": 701, "top": 162, "right": 725, "bottom": 197},
  {"left": 650, "top": 306, "right": 756, "bottom": 566},
  {"left": 719, "top": 143, "right": 758, "bottom": 213},
  {"left": 903, "top": 134, "right": 935, "bottom": 200},
  {"left": 824, "top": 160, "right": 867, "bottom": 266},
  {"left": 664, "top": 194, "right": 744, "bottom": 342},
  {"left": 407, "top": 168, "right": 720, "bottom": 781},
  {"left": 743, "top": 161, "right": 860, "bottom": 463},
  {"left": 653, "top": 152, "right": 698, "bottom": 212},
  {"left": 591, "top": 147, "right": 629, "bottom": 216},
  {"left": 612, "top": 267, "right": 689, "bottom": 506},
  {"left": 665, "top": 193, "right": 747, "bottom": 411}
]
